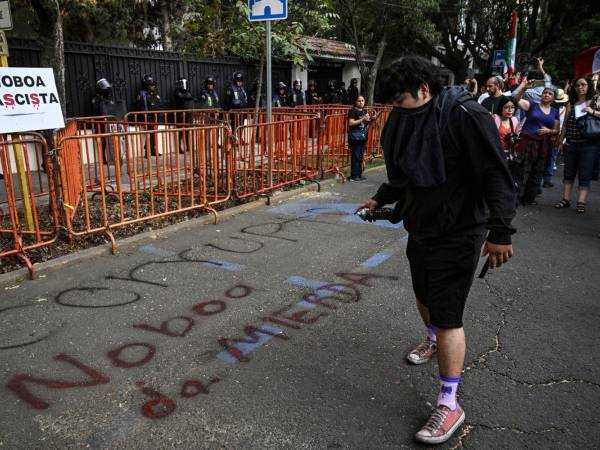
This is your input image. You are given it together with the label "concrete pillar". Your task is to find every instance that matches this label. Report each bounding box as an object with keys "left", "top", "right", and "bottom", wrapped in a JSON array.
[
  {"left": 343, "top": 63, "right": 361, "bottom": 91},
  {"left": 291, "top": 64, "right": 308, "bottom": 91}
]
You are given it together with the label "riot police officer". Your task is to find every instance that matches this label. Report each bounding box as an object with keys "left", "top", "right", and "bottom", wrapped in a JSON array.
[
  {"left": 323, "top": 80, "right": 341, "bottom": 104},
  {"left": 305, "top": 80, "right": 322, "bottom": 105},
  {"left": 198, "top": 75, "right": 220, "bottom": 109},
  {"left": 348, "top": 78, "right": 360, "bottom": 105},
  {"left": 91, "top": 78, "right": 126, "bottom": 164},
  {"left": 272, "top": 81, "right": 290, "bottom": 107},
  {"left": 137, "top": 74, "right": 162, "bottom": 156},
  {"left": 290, "top": 79, "right": 306, "bottom": 107},
  {"left": 174, "top": 77, "right": 195, "bottom": 110},
  {"left": 338, "top": 81, "right": 350, "bottom": 105},
  {"left": 224, "top": 71, "right": 248, "bottom": 110},
  {"left": 137, "top": 74, "right": 162, "bottom": 112},
  {"left": 172, "top": 77, "right": 195, "bottom": 153},
  {"left": 91, "top": 78, "right": 126, "bottom": 119}
]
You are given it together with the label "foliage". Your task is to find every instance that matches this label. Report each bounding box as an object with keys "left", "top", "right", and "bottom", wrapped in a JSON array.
[
  {"left": 415, "top": 0, "right": 600, "bottom": 81},
  {"left": 174, "top": 0, "right": 334, "bottom": 65},
  {"left": 332, "top": 0, "right": 438, "bottom": 102}
]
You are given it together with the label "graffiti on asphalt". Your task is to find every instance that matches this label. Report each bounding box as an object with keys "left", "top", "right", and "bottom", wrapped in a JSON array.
[{"left": 4, "top": 210, "right": 400, "bottom": 420}]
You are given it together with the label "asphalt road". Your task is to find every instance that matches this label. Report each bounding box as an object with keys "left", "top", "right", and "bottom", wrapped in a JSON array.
[{"left": 1, "top": 167, "right": 599, "bottom": 449}]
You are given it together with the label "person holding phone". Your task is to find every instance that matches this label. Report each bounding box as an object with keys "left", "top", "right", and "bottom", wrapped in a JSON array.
[
  {"left": 512, "top": 78, "right": 560, "bottom": 205},
  {"left": 521, "top": 58, "right": 554, "bottom": 105},
  {"left": 347, "top": 96, "right": 375, "bottom": 182}
]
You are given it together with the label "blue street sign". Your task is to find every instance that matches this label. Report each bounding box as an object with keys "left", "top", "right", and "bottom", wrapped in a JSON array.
[{"left": 248, "top": 0, "right": 287, "bottom": 22}]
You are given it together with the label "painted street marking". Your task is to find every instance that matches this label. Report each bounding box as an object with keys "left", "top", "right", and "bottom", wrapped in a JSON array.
[
  {"left": 286, "top": 276, "right": 327, "bottom": 290},
  {"left": 216, "top": 325, "right": 284, "bottom": 363},
  {"left": 202, "top": 260, "right": 242, "bottom": 271},
  {"left": 361, "top": 252, "right": 393, "bottom": 268},
  {"left": 139, "top": 245, "right": 177, "bottom": 258},
  {"left": 268, "top": 201, "right": 403, "bottom": 228}
]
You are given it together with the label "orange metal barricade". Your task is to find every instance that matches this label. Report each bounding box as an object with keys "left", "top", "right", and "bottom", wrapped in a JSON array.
[
  {"left": 56, "top": 124, "right": 232, "bottom": 251},
  {"left": 365, "top": 105, "right": 392, "bottom": 159},
  {"left": 233, "top": 116, "right": 319, "bottom": 199},
  {"left": 124, "top": 109, "right": 224, "bottom": 128},
  {"left": 0, "top": 133, "right": 59, "bottom": 278},
  {"left": 225, "top": 108, "right": 318, "bottom": 133},
  {"left": 318, "top": 113, "right": 350, "bottom": 179}
]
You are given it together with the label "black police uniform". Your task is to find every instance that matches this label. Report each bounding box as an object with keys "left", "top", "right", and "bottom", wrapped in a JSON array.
[
  {"left": 324, "top": 84, "right": 341, "bottom": 104},
  {"left": 348, "top": 80, "right": 360, "bottom": 104},
  {"left": 305, "top": 86, "right": 322, "bottom": 105},
  {"left": 224, "top": 83, "right": 248, "bottom": 110},
  {"left": 290, "top": 88, "right": 306, "bottom": 107}
]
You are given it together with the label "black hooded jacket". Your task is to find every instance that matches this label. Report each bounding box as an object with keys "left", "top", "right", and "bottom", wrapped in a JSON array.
[{"left": 372, "top": 88, "right": 517, "bottom": 245}]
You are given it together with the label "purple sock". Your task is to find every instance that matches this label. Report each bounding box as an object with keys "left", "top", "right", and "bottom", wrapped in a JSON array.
[
  {"left": 427, "top": 324, "right": 437, "bottom": 343},
  {"left": 437, "top": 375, "right": 460, "bottom": 411}
]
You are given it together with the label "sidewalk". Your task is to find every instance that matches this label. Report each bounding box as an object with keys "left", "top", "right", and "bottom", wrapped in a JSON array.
[{"left": 0, "top": 167, "right": 599, "bottom": 449}]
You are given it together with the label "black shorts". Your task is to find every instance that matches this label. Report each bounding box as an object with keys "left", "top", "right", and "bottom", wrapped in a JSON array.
[{"left": 406, "top": 233, "right": 486, "bottom": 329}]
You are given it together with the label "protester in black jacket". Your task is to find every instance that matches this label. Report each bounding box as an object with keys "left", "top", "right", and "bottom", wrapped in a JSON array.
[{"left": 356, "top": 56, "right": 516, "bottom": 446}]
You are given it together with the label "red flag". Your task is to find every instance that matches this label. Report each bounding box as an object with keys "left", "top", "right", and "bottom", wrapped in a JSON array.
[{"left": 574, "top": 46, "right": 600, "bottom": 78}]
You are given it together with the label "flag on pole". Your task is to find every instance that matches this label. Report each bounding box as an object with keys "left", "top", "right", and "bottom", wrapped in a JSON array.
[
  {"left": 574, "top": 46, "right": 600, "bottom": 78},
  {"left": 506, "top": 10, "right": 518, "bottom": 75}
]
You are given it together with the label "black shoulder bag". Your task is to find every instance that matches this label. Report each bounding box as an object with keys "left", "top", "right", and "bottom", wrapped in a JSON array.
[{"left": 581, "top": 96, "right": 600, "bottom": 140}]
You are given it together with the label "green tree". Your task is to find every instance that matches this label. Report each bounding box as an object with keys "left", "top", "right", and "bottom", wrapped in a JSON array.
[
  {"left": 333, "top": 0, "right": 437, "bottom": 103},
  {"left": 415, "top": 0, "right": 600, "bottom": 81},
  {"left": 176, "top": 0, "right": 333, "bottom": 107}
]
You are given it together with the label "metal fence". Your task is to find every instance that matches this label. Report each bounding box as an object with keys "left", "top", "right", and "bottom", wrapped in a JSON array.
[
  {"left": 7, "top": 38, "right": 292, "bottom": 118},
  {"left": 1, "top": 106, "right": 391, "bottom": 279}
]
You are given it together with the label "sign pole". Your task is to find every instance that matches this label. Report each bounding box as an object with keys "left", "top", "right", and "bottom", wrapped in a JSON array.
[
  {"left": 0, "top": 30, "right": 34, "bottom": 232},
  {"left": 266, "top": 21, "right": 272, "bottom": 125},
  {"left": 265, "top": 20, "right": 272, "bottom": 166}
]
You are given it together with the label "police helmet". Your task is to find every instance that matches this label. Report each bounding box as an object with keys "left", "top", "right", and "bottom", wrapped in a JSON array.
[
  {"left": 293, "top": 79, "right": 302, "bottom": 89},
  {"left": 232, "top": 71, "right": 244, "bottom": 83},
  {"left": 204, "top": 75, "right": 216, "bottom": 88},
  {"left": 276, "top": 81, "right": 287, "bottom": 91},
  {"left": 96, "top": 78, "right": 112, "bottom": 93},
  {"left": 176, "top": 77, "right": 188, "bottom": 91},
  {"left": 142, "top": 74, "right": 156, "bottom": 89}
]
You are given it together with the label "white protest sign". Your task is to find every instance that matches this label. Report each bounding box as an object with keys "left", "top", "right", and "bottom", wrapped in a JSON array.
[
  {"left": 0, "top": 0, "right": 12, "bottom": 30},
  {"left": 0, "top": 67, "right": 65, "bottom": 133}
]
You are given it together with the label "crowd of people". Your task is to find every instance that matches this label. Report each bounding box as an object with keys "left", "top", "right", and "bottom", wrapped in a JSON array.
[{"left": 465, "top": 58, "right": 600, "bottom": 213}]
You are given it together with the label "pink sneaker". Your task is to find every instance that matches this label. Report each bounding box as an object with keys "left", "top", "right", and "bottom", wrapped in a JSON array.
[
  {"left": 415, "top": 404, "right": 465, "bottom": 445},
  {"left": 406, "top": 337, "right": 437, "bottom": 365}
]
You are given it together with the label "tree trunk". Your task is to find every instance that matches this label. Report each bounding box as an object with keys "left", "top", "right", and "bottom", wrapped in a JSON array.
[
  {"left": 366, "top": 33, "right": 387, "bottom": 104},
  {"left": 524, "top": 0, "right": 540, "bottom": 53},
  {"left": 160, "top": 1, "right": 173, "bottom": 51},
  {"left": 31, "top": 0, "right": 66, "bottom": 117}
]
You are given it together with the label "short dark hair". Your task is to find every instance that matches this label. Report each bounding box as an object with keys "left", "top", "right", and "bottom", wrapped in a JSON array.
[{"left": 377, "top": 56, "right": 442, "bottom": 102}]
